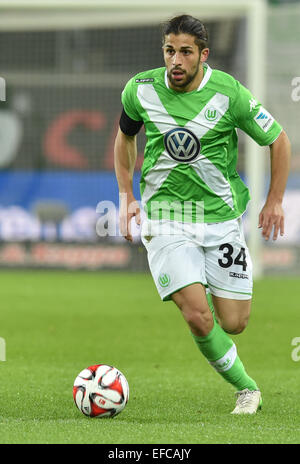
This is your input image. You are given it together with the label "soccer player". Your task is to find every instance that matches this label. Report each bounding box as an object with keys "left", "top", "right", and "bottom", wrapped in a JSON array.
[{"left": 114, "top": 15, "right": 291, "bottom": 414}]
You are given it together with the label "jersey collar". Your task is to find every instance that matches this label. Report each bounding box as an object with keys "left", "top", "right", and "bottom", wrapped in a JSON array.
[{"left": 164, "top": 63, "right": 212, "bottom": 92}]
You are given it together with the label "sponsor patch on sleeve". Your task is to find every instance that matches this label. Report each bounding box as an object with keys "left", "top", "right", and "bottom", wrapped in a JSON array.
[
  {"left": 135, "top": 78, "right": 155, "bottom": 83},
  {"left": 254, "top": 106, "right": 274, "bottom": 132}
]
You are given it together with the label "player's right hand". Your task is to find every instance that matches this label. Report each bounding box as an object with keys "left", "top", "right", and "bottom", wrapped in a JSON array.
[{"left": 119, "top": 192, "right": 141, "bottom": 242}]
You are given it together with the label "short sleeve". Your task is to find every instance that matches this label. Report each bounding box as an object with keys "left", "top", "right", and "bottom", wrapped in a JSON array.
[
  {"left": 121, "top": 77, "right": 142, "bottom": 122},
  {"left": 230, "top": 81, "right": 282, "bottom": 146}
]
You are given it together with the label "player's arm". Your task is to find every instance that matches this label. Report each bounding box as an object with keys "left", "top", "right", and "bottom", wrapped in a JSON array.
[
  {"left": 258, "top": 129, "right": 291, "bottom": 241},
  {"left": 114, "top": 109, "right": 143, "bottom": 242}
]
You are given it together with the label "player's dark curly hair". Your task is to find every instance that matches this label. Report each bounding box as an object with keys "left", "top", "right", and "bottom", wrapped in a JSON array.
[{"left": 162, "top": 14, "right": 209, "bottom": 52}]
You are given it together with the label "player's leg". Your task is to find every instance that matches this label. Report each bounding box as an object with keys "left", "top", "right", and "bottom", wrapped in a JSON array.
[
  {"left": 211, "top": 296, "right": 251, "bottom": 335},
  {"left": 172, "top": 283, "right": 259, "bottom": 395},
  {"left": 171, "top": 282, "right": 213, "bottom": 337},
  {"left": 203, "top": 220, "right": 262, "bottom": 413}
]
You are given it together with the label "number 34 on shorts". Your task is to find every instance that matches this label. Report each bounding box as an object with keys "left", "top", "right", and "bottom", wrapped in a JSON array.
[
  {"left": 218, "top": 243, "right": 247, "bottom": 272},
  {"left": 206, "top": 241, "right": 253, "bottom": 300}
]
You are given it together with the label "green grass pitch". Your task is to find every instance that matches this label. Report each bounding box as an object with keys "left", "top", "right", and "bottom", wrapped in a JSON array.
[{"left": 0, "top": 270, "right": 299, "bottom": 444}]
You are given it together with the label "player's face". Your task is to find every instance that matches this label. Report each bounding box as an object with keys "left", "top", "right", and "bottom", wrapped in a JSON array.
[{"left": 163, "top": 33, "right": 209, "bottom": 92}]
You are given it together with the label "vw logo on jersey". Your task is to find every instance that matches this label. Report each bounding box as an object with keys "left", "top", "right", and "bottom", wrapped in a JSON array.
[{"left": 164, "top": 128, "right": 201, "bottom": 163}]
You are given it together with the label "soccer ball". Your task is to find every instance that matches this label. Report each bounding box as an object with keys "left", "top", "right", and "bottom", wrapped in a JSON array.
[{"left": 73, "top": 364, "right": 129, "bottom": 418}]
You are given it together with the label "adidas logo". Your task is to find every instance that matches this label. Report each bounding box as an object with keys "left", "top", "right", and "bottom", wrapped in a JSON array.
[
  {"left": 256, "top": 112, "right": 268, "bottom": 120},
  {"left": 254, "top": 106, "right": 274, "bottom": 132}
]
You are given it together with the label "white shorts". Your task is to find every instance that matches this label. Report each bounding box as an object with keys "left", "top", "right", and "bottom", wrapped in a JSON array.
[{"left": 141, "top": 217, "right": 253, "bottom": 301}]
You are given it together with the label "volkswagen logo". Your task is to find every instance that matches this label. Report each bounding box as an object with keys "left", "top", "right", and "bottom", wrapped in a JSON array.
[{"left": 164, "top": 128, "right": 201, "bottom": 163}]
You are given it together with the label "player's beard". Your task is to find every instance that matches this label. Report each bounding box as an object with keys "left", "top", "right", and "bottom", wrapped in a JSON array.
[{"left": 167, "top": 57, "right": 201, "bottom": 91}]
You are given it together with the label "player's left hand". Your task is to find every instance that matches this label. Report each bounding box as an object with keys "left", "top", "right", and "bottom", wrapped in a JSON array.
[{"left": 258, "top": 201, "right": 285, "bottom": 241}]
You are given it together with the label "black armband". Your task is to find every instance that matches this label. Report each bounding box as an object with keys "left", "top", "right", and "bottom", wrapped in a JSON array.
[{"left": 119, "top": 107, "right": 143, "bottom": 136}]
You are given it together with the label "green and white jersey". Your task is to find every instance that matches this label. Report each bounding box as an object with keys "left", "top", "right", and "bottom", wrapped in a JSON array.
[{"left": 121, "top": 63, "right": 282, "bottom": 223}]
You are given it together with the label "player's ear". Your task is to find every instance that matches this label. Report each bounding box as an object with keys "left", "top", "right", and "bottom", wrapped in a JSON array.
[{"left": 200, "top": 48, "right": 210, "bottom": 63}]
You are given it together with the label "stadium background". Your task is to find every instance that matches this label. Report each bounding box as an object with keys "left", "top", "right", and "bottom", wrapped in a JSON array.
[{"left": 0, "top": 0, "right": 299, "bottom": 275}]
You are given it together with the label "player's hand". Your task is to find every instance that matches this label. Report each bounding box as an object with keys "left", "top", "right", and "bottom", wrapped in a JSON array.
[
  {"left": 119, "top": 192, "right": 141, "bottom": 242},
  {"left": 258, "top": 200, "right": 285, "bottom": 241}
]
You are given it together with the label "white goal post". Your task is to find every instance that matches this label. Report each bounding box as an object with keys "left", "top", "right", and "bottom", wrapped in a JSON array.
[{"left": 0, "top": 0, "right": 267, "bottom": 278}]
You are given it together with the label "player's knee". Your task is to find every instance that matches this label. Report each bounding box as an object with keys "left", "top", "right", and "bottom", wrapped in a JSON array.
[
  {"left": 171, "top": 286, "right": 214, "bottom": 336},
  {"left": 179, "top": 304, "right": 213, "bottom": 337},
  {"left": 221, "top": 316, "right": 249, "bottom": 335}
]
